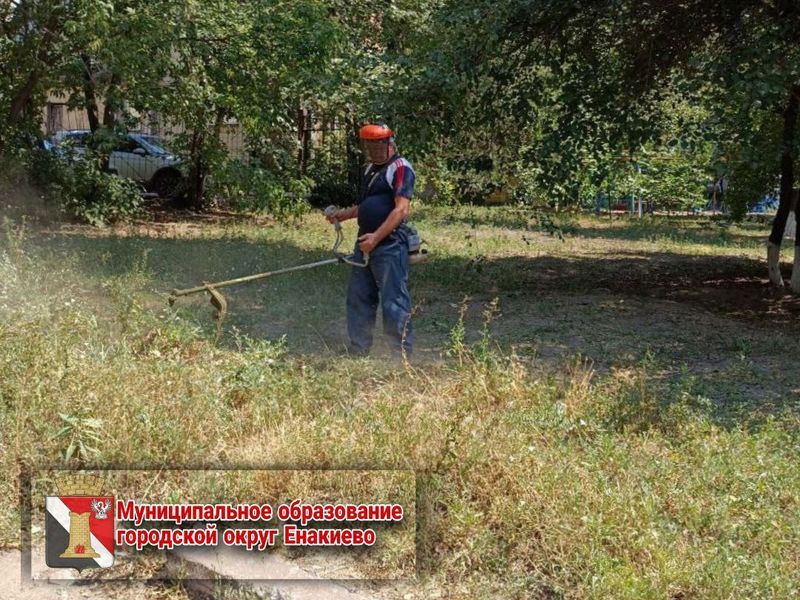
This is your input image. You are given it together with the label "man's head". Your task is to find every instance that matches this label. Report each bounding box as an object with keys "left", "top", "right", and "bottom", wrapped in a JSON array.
[{"left": 359, "top": 123, "right": 396, "bottom": 165}]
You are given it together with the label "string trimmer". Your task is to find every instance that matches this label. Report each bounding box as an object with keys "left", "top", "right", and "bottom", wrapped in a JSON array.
[{"left": 167, "top": 206, "right": 425, "bottom": 325}]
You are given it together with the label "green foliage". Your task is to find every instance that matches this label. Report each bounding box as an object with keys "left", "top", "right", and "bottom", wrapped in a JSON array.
[
  {"left": 307, "top": 134, "right": 357, "bottom": 207},
  {"left": 410, "top": 158, "right": 458, "bottom": 205},
  {"left": 390, "top": 0, "right": 800, "bottom": 214},
  {"left": 713, "top": 107, "right": 785, "bottom": 218},
  {"left": 2, "top": 0, "right": 350, "bottom": 211},
  {"left": 535, "top": 212, "right": 570, "bottom": 240},
  {"left": 210, "top": 159, "right": 312, "bottom": 221},
  {"left": 27, "top": 147, "right": 142, "bottom": 226},
  {"left": 66, "top": 160, "right": 144, "bottom": 226},
  {"left": 3, "top": 0, "right": 800, "bottom": 220}
]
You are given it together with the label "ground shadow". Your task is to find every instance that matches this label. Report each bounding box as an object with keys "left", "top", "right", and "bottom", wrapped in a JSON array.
[
  {"left": 569, "top": 222, "right": 767, "bottom": 248},
  {"left": 417, "top": 247, "right": 800, "bottom": 321},
  {"left": 418, "top": 206, "right": 770, "bottom": 249},
  {"left": 15, "top": 219, "right": 800, "bottom": 428}
]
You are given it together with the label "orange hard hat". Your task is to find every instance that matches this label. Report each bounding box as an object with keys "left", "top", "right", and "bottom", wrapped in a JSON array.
[{"left": 358, "top": 123, "right": 394, "bottom": 140}]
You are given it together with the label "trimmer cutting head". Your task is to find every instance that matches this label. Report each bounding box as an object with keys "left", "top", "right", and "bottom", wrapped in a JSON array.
[
  {"left": 206, "top": 285, "right": 227, "bottom": 322},
  {"left": 168, "top": 284, "right": 227, "bottom": 323}
]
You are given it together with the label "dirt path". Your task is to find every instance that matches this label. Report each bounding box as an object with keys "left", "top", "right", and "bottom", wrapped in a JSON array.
[
  {"left": 0, "top": 545, "right": 412, "bottom": 600},
  {"left": 0, "top": 548, "right": 171, "bottom": 600}
]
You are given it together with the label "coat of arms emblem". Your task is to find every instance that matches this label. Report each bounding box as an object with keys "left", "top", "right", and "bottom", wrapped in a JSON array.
[{"left": 45, "top": 474, "right": 115, "bottom": 570}]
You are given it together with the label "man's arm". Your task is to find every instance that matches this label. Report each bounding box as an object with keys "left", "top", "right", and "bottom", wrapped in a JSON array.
[
  {"left": 327, "top": 205, "right": 358, "bottom": 223},
  {"left": 357, "top": 196, "right": 410, "bottom": 253}
]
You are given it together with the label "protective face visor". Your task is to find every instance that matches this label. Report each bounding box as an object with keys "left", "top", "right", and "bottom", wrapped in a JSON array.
[{"left": 361, "top": 137, "right": 393, "bottom": 165}]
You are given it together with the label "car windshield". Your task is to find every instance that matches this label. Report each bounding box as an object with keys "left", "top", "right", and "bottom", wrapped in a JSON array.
[
  {"left": 134, "top": 134, "right": 173, "bottom": 156},
  {"left": 57, "top": 131, "right": 90, "bottom": 146}
]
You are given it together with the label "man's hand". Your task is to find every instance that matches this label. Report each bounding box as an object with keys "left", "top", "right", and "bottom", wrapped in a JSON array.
[{"left": 358, "top": 233, "right": 379, "bottom": 253}]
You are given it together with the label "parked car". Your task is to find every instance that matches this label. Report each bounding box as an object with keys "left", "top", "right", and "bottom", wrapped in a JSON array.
[{"left": 46, "top": 129, "right": 185, "bottom": 199}]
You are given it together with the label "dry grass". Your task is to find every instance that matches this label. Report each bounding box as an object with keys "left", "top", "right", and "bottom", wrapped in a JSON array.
[{"left": 1, "top": 203, "right": 799, "bottom": 599}]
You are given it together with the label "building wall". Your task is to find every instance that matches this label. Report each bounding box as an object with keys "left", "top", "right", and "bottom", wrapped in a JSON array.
[{"left": 42, "top": 93, "right": 97, "bottom": 133}]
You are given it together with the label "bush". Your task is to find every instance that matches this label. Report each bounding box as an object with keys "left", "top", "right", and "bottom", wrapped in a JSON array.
[
  {"left": 305, "top": 133, "right": 358, "bottom": 208},
  {"left": 308, "top": 179, "right": 356, "bottom": 208},
  {"left": 415, "top": 161, "right": 459, "bottom": 205},
  {"left": 210, "top": 158, "right": 312, "bottom": 221},
  {"left": 27, "top": 146, "right": 143, "bottom": 226}
]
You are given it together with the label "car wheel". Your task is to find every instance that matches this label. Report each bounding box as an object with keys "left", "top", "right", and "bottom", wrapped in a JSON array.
[{"left": 150, "top": 169, "right": 185, "bottom": 201}]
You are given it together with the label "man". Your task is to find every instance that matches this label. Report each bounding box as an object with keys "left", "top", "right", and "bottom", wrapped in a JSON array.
[{"left": 326, "top": 123, "right": 415, "bottom": 357}]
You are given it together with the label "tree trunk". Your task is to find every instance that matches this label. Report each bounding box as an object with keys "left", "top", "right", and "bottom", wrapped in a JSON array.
[
  {"left": 7, "top": 71, "right": 40, "bottom": 125},
  {"left": 81, "top": 55, "right": 100, "bottom": 132},
  {"left": 767, "top": 86, "right": 800, "bottom": 287},
  {"left": 790, "top": 191, "right": 800, "bottom": 292},
  {"left": 6, "top": 8, "right": 65, "bottom": 125},
  {"left": 188, "top": 128, "right": 206, "bottom": 210},
  {"left": 346, "top": 113, "right": 361, "bottom": 203},
  {"left": 302, "top": 109, "right": 312, "bottom": 175},
  {"left": 102, "top": 103, "right": 115, "bottom": 128},
  {"left": 296, "top": 103, "right": 309, "bottom": 175},
  {"left": 102, "top": 74, "right": 121, "bottom": 127}
]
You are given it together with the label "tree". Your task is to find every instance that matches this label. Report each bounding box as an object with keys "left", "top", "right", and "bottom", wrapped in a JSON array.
[
  {"left": 399, "top": 0, "right": 800, "bottom": 289},
  {"left": 1, "top": 1, "right": 71, "bottom": 136}
]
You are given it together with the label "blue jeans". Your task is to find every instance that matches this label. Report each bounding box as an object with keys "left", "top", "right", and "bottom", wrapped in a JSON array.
[{"left": 346, "top": 236, "right": 412, "bottom": 356}]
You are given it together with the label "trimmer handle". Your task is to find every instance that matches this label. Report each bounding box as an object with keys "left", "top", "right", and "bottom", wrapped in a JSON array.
[
  {"left": 324, "top": 205, "right": 341, "bottom": 231},
  {"left": 324, "top": 205, "right": 369, "bottom": 267}
]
